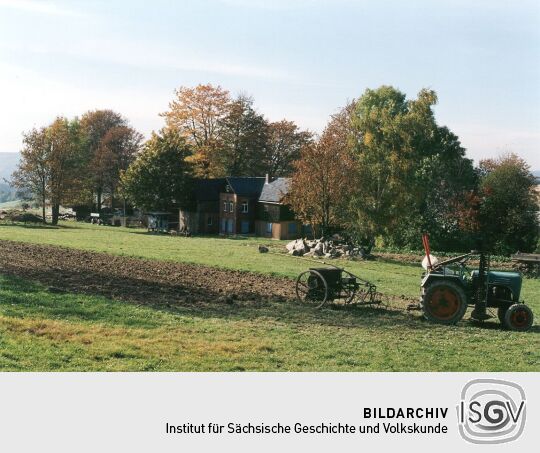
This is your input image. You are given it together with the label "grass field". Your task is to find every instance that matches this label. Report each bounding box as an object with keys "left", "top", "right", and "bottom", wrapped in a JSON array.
[
  {"left": 0, "top": 222, "right": 539, "bottom": 371},
  {"left": 0, "top": 221, "right": 511, "bottom": 298}
]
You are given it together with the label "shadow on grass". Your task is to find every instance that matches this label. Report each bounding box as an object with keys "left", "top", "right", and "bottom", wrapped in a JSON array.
[
  {"left": 0, "top": 268, "right": 418, "bottom": 332},
  {"left": 0, "top": 222, "right": 79, "bottom": 230},
  {"left": 2, "top": 268, "right": 533, "bottom": 336}
]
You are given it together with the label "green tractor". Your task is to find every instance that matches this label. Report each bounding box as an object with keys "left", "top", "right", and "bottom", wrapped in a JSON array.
[{"left": 420, "top": 234, "right": 534, "bottom": 331}]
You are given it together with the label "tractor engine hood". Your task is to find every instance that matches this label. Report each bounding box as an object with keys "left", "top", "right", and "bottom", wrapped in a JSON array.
[{"left": 471, "top": 270, "right": 522, "bottom": 300}]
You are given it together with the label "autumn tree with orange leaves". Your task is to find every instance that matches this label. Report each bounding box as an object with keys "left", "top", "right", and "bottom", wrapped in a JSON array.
[
  {"left": 162, "top": 84, "right": 312, "bottom": 178},
  {"left": 161, "top": 84, "right": 231, "bottom": 177},
  {"left": 287, "top": 114, "right": 356, "bottom": 236}
]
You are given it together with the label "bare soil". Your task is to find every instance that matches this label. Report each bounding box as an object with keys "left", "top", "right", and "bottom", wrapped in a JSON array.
[{"left": 0, "top": 239, "right": 296, "bottom": 308}]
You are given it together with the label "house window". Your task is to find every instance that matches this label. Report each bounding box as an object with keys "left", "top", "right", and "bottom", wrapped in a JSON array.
[
  {"left": 229, "top": 201, "right": 234, "bottom": 212},
  {"left": 207, "top": 216, "right": 213, "bottom": 226},
  {"left": 241, "top": 201, "right": 248, "bottom": 213},
  {"left": 288, "top": 222, "right": 297, "bottom": 234},
  {"left": 223, "top": 202, "right": 227, "bottom": 212},
  {"left": 266, "top": 222, "right": 273, "bottom": 234}
]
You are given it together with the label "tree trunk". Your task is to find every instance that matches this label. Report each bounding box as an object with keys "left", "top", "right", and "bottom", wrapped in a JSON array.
[
  {"left": 97, "top": 188, "right": 102, "bottom": 213},
  {"left": 51, "top": 203, "right": 60, "bottom": 225},
  {"left": 41, "top": 182, "right": 47, "bottom": 224}
]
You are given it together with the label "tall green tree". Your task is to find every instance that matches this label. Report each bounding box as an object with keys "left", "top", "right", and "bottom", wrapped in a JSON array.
[
  {"left": 121, "top": 129, "right": 193, "bottom": 212},
  {"left": 349, "top": 86, "right": 476, "bottom": 249},
  {"left": 264, "top": 120, "right": 313, "bottom": 177},
  {"left": 477, "top": 154, "right": 539, "bottom": 254},
  {"left": 217, "top": 95, "right": 268, "bottom": 176},
  {"left": 349, "top": 86, "right": 414, "bottom": 247}
]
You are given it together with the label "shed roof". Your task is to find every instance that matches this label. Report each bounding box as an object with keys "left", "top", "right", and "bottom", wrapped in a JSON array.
[{"left": 259, "top": 178, "right": 290, "bottom": 203}]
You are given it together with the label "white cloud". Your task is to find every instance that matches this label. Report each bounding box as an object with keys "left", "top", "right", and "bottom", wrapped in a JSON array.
[{"left": 0, "top": 0, "right": 82, "bottom": 17}]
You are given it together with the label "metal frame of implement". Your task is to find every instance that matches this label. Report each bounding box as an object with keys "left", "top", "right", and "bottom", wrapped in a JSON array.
[{"left": 295, "top": 264, "right": 384, "bottom": 309}]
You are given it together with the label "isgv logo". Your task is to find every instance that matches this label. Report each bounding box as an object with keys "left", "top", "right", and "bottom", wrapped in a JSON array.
[{"left": 457, "top": 379, "right": 526, "bottom": 444}]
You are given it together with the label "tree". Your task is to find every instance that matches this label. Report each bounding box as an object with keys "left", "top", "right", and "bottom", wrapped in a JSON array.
[
  {"left": 349, "top": 86, "right": 477, "bottom": 249},
  {"left": 217, "top": 95, "right": 268, "bottom": 176},
  {"left": 161, "top": 84, "right": 231, "bottom": 177},
  {"left": 349, "top": 86, "right": 413, "bottom": 247},
  {"left": 47, "top": 117, "right": 85, "bottom": 225},
  {"left": 12, "top": 117, "right": 84, "bottom": 225},
  {"left": 11, "top": 127, "right": 50, "bottom": 223},
  {"left": 287, "top": 115, "right": 356, "bottom": 236},
  {"left": 80, "top": 110, "right": 130, "bottom": 212},
  {"left": 264, "top": 120, "right": 313, "bottom": 177},
  {"left": 121, "top": 129, "right": 193, "bottom": 212},
  {"left": 409, "top": 126, "right": 477, "bottom": 251},
  {"left": 477, "top": 154, "right": 539, "bottom": 254},
  {"left": 94, "top": 126, "right": 142, "bottom": 209}
]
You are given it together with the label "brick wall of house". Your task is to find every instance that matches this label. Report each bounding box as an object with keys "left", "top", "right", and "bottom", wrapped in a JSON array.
[{"left": 219, "top": 193, "right": 236, "bottom": 234}]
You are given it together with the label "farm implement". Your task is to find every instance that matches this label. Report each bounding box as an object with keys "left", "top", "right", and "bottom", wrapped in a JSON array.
[
  {"left": 295, "top": 265, "right": 385, "bottom": 309},
  {"left": 294, "top": 234, "right": 534, "bottom": 331}
]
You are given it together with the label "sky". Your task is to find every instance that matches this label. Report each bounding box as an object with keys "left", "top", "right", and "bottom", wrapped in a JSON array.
[{"left": 0, "top": 0, "right": 539, "bottom": 168}]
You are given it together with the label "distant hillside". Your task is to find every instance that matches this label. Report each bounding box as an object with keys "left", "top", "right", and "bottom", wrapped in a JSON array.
[
  {"left": 533, "top": 170, "right": 540, "bottom": 179},
  {"left": 0, "top": 152, "right": 20, "bottom": 202},
  {"left": 0, "top": 152, "right": 20, "bottom": 182}
]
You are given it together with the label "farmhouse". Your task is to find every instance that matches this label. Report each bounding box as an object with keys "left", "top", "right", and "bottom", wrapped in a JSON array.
[{"left": 179, "top": 175, "right": 302, "bottom": 239}]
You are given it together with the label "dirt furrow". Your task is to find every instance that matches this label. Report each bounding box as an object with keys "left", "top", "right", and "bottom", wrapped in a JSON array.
[{"left": 0, "top": 239, "right": 296, "bottom": 307}]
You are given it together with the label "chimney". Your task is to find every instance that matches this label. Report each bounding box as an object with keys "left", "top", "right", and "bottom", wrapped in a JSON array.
[{"left": 265, "top": 173, "right": 270, "bottom": 184}]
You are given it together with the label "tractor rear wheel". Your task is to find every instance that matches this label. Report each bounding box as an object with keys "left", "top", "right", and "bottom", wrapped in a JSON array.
[
  {"left": 503, "top": 304, "right": 533, "bottom": 332},
  {"left": 422, "top": 280, "right": 467, "bottom": 325}
]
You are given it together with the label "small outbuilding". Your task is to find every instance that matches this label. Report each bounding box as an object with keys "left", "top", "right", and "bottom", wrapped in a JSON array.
[{"left": 145, "top": 212, "right": 171, "bottom": 233}]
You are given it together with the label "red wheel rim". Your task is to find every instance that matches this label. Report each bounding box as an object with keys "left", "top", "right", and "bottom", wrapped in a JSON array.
[
  {"left": 427, "top": 287, "right": 461, "bottom": 320},
  {"left": 510, "top": 308, "right": 530, "bottom": 328}
]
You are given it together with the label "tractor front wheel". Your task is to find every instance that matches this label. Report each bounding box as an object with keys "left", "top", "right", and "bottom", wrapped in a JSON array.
[
  {"left": 503, "top": 304, "right": 533, "bottom": 332},
  {"left": 422, "top": 280, "right": 467, "bottom": 325}
]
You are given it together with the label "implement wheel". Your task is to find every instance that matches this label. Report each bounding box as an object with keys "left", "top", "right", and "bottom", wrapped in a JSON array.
[
  {"left": 503, "top": 304, "right": 533, "bottom": 332},
  {"left": 296, "top": 270, "right": 329, "bottom": 309},
  {"left": 422, "top": 280, "right": 467, "bottom": 325}
]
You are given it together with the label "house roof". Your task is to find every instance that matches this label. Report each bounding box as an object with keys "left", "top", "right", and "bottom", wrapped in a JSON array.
[
  {"left": 225, "top": 177, "right": 266, "bottom": 198},
  {"left": 259, "top": 178, "right": 290, "bottom": 203},
  {"left": 194, "top": 178, "right": 227, "bottom": 201},
  {"left": 190, "top": 176, "right": 291, "bottom": 204}
]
